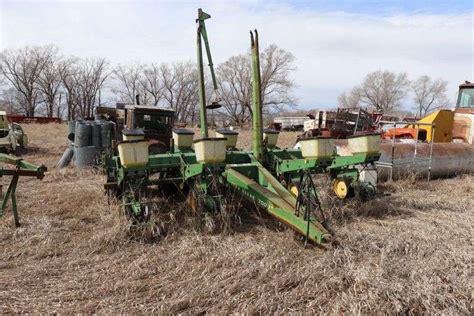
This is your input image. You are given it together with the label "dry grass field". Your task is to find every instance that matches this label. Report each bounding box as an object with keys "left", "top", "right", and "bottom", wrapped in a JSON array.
[{"left": 0, "top": 123, "right": 472, "bottom": 314}]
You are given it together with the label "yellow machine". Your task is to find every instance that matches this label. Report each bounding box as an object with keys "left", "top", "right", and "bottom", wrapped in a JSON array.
[
  {"left": 452, "top": 82, "right": 474, "bottom": 144},
  {"left": 414, "top": 110, "right": 454, "bottom": 143},
  {"left": 386, "top": 82, "right": 474, "bottom": 144}
]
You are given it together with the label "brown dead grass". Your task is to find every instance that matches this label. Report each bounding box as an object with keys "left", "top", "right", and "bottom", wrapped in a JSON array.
[{"left": 0, "top": 123, "right": 472, "bottom": 314}]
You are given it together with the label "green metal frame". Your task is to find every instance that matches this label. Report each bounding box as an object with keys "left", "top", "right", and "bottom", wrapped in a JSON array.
[
  {"left": 196, "top": 8, "right": 220, "bottom": 138},
  {"left": 251, "top": 30, "right": 264, "bottom": 161},
  {"left": 103, "top": 13, "right": 383, "bottom": 246},
  {"left": 224, "top": 163, "right": 330, "bottom": 244},
  {"left": 0, "top": 154, "right": 47, "bottom": 227},
  {"left": 104, "top": 146, "right": 379, "bottom": 244},
  {"left": 263, "top": 147, "right": 380, "bottom": 191}
]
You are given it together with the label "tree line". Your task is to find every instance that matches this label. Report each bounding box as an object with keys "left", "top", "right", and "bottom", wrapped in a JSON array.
[
  {"left": 0, "top": 44, "right": 296, "bottom": 124},
  {"left": 338, "top": 70, "right": 450, "bottom": 117},
  {"left": 0, "top": 44, "right": 450, "bottom": 123},
  {"left": 0, "top": 45, "right": 108, "bottom": 119}
]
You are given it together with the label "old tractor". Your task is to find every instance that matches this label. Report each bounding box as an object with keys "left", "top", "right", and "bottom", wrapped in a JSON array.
[
  {"left": 120, "top": 105, "right": 175, "bottom": 154},
  {"left": 103, "top": 9, "right": 381, "bottom": 246},
  {"left": 97, "top": 102, "right": 175, "bottom": 154},
  {"left": 0, "top": 111, "right": 28, "bottom": 153}
]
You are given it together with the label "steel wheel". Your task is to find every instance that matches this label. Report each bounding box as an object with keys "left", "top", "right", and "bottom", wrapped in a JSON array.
[
  {"left": 333, "top": 178, "right": 349, "bottom": 199},
  {"left": 288, "top": 181, "right": 300, "bottom": 197}
]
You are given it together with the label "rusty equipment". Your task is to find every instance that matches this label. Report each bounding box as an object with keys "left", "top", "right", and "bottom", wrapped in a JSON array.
[
  {"left": 383, "top": 81, "right": 474, "bottom": 144},
  {"left": 453, "top": 81, "right": 474, "bottom": 144},
  {"left": 0, "top": 154, "right": 47, "bottom": 227},
  {"left": 298, "top": 108, "right": 382, "bottom": 141}
]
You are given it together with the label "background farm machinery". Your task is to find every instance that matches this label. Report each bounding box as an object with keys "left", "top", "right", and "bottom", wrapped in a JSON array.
[
  {"left": 0, "top": 111, "right": 28, "bottom": 153},
  {"left": 0, "top": 154, "right": 47, "bottom": 227},
  {"left": 103, "top": 10, "right": 381, "bottom": 246}
]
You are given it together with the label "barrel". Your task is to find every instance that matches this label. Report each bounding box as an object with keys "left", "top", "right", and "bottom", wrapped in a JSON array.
[
  {"left": 57, "top": 147, "right": 74, "bottom": 169},
  {"left": 100, "top": 122, "right": 113, "bottom": 149},
  {"left": 68, "top": 120, "right": 78, "bottom": 142},
  {"left": 74, "top": 121, "right": 92, "bottom": 147},
  {"left": 74, "top": 146, "right": 97, "bottom": 168},
  {"left": 91, "top": 123, "right": 101, "bottom": 149}
]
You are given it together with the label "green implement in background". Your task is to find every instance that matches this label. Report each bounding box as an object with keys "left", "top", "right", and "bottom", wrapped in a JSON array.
[{"left": 0, "top": 154, "right": 47, "bottom": 227}]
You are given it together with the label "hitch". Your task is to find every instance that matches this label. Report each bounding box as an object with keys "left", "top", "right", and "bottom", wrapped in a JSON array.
[{"left": 0, "top": 154, "right": 47, "bottom": 227}]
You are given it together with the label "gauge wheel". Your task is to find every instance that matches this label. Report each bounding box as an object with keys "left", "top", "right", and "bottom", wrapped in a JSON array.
[
  {"left": 333, "top": 178, "right": 350, "bottom": 199},
  {"left": 288, "top": 181, "right": 300, "bottom": 197}
]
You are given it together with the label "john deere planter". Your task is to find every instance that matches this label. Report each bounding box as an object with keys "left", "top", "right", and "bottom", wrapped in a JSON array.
[{"left": 104, "top": 9, "right": 380, "bottom": 245}]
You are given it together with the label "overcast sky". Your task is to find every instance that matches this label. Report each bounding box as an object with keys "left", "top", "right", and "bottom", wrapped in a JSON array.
[{"left": 1, "top": 0, "right": 473, "bottom": 110}]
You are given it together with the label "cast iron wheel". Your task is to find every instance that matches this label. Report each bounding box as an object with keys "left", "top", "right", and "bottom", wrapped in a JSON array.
[{"left": 332, "top": 178, "right": 355, "bottom": 199}]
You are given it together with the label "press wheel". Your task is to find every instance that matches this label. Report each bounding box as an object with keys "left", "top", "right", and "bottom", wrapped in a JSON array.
[
  {"left": 333, "top": 178, "right": 350, "bottom": 199},
  {"left": 288, "top": 181, "right": 300, "bottom": 197}
]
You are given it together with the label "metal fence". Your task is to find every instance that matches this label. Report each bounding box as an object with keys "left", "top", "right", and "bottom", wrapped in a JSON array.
[{"left": 376, "top": 122, "right": 435, "bottom": 181}]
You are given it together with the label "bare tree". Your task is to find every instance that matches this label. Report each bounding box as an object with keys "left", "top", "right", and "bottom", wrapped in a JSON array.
[
  {"left": 73, "top": 58, "right": 109, "bottom": 118},
  {"left": 0, "top": 87, "right": 23, "bottom": 113},
  {"left": 142, "top": 64, "right": 165, "bottom": 106},
  {"left": 160, "top": 62, "right": 198, "bottom": 122},
  {"left": 113, "top": 64, "right": 148, "bottom": 104},
  {"left": 338, "top": 88, "right": 362, "bottom": 109},
  {"left": 260, "top": 44, "right": 297, "bottom": 114},
  {"left": 216, "top": 55, "right": 252, "bottom": 126},
  {"left": 55, "top": 92, "right": 66, "bottom": 118},
  {"left": 217, "top": 44, "right": 296, "bottom": 126},
  {"left": 357, "top": 70, "right": 410, "bottom": 113},
  {"left": 412, "top": 75, "right": 449, "bottom": 117},
  {"left": 0, "top": 70, "right": 5, "bottom": 86},
  {"left": 58, "top": 57, "right": 79, "bottom": 120},
  {"left": 37, "top": 46, "right": 62, "bottom": 117},
  {"left": 0, "top": 45, "right": 52, "bottom": 116}
]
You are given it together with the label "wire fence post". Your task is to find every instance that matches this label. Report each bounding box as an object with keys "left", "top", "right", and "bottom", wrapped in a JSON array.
[
  {"left": 427, "top": 123, "right": 435, "bottom": 181},
  {"left": 390, "top": 122, "right": 396, "bottom": 181},
  {"left": 414, "top": 123, "right": 419, "bottom": 159}
]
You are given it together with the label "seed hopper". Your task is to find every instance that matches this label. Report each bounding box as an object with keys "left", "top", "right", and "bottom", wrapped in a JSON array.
[{"left": 104, "top": 9, "right": 381, "bottom": 245}]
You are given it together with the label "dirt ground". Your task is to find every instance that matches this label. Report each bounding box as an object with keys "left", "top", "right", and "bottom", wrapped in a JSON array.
[{"left": 0, "top": 123, "right": 472, "bottom": 314}]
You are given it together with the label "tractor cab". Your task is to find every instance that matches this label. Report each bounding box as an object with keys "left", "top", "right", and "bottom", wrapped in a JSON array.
[
  {"left": 124, "top": 105, "right": 175, "bottom": 154},
  {"left": 453, "top": 82, "right": 474, "bottom": 144},
  {"left": 456, "top": 82, "right": 474, "bottom": 109}
]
